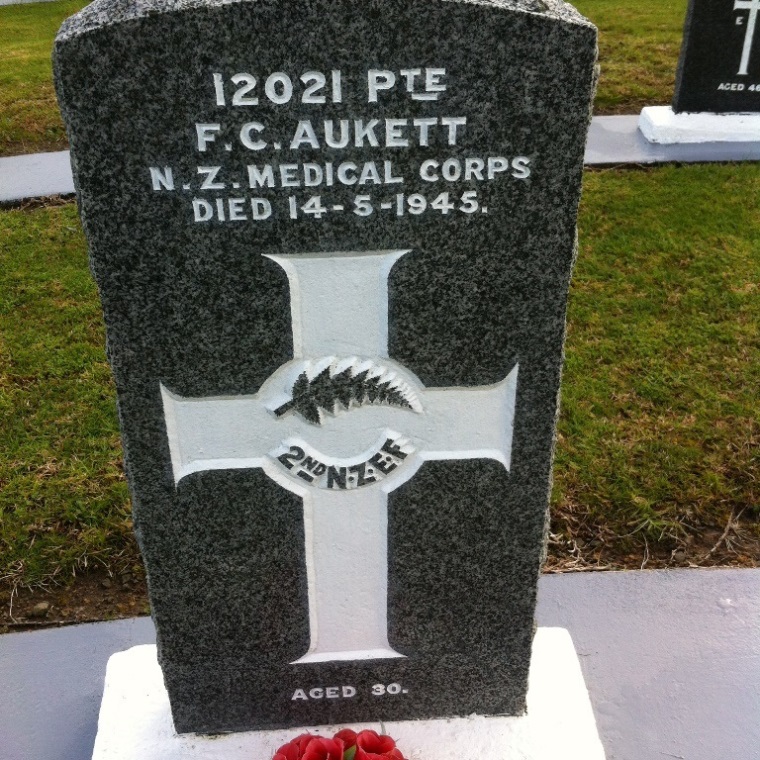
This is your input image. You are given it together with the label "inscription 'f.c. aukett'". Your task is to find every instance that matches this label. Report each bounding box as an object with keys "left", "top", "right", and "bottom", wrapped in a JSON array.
[{"left": 160, "top": 249, "right": 518, "bottom": 664}]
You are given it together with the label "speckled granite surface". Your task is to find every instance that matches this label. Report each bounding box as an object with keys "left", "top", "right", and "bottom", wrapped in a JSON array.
[{"left": 54, "top": 0, "right": 597, "bottom": 733}]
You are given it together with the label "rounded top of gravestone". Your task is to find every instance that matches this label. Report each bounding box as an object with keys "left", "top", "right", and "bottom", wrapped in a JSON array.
[{"left": 55, "top": 0, "right": 594, "bottom": 44}]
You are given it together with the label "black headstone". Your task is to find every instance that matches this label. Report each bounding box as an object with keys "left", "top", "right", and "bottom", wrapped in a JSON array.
[
  {"left": 673, "top": 0, "right": 760, "bottom": 113},
  {"left": 54, "top": 0, "right": 597, "bottom": 734}
]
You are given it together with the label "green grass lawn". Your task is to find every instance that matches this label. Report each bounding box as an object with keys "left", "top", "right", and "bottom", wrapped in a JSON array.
[
  {"left": 0, "top": 0, "right": 687, "bottom": 157},
  {"left": 2, "top": 163, "right": 758, "bottom": 588},
  {"left": 0, "top": 0, "right": 89, "bottom": 156},
  {"left": 574, "top": 0, "right": 687, "bottom": 113},
  {"left": 0, "top": 199, "right": 135, "bottom": 588},
  {"left": 552, "top": 164, "right": 760, "bottom": 569}
]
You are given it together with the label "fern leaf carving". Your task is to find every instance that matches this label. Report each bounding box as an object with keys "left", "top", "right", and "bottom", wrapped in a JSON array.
[{"left": 274, "top": 361, "right": 416, "bottom": 424}]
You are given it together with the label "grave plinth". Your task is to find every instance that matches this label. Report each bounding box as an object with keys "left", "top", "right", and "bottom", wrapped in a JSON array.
[{"left": 92, "top": 629, "right": 605, "bottom": 760}]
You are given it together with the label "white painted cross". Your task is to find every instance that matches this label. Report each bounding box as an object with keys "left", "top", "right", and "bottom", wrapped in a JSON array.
[
  {"left": 161, "top": 249, "right": 518, "bottom": 664},
  {"left": 735, "top": 0, "right": 760, "bottom": 75}
]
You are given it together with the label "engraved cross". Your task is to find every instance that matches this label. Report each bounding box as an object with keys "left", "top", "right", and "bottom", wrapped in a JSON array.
[{"left": 161, "top": 250, "right": 518, "bottom": 664}]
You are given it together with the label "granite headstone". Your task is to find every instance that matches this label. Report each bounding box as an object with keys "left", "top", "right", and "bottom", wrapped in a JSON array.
[
  {"left": 54, "top": 0, "right": 597, "bottom": 734},
  {"left": 673, "top": 0, "right": 760, "bottom": 113}
]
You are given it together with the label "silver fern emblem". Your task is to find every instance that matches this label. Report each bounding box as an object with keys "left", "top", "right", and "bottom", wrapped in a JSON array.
[{"left": 274, "top": 360, "right": 420, "bottom": 425}]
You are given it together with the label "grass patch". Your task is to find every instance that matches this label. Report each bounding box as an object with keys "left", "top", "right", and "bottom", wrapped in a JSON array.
[
  {"left": 1, "top": 164, "right": 758, "bottom": 588},
  {"left": 0, "top": 200, "right": 136, "bottom": 588},
  {"left": 1, "top": 0, "right": 686, "bottom": 156},
  {"left": 0, "top": 0, "right": 89, "bottom": 157},
  {"left": 552, "top": 163, "right": 760, "bottom": 568},
  {"left": 574, "top": 0, "right": 687, "bottom": 113}
]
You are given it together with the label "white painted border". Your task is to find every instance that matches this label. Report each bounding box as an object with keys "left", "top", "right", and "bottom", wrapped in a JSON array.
[
  {"left": 0, "top": 0, "right": 59, "bottom": 5},
  {"left": 639, "top": 106, "right": 760, "bottom": 144},
  {"left": 91, "top": 628, "right": 605, "bottom": 760}
]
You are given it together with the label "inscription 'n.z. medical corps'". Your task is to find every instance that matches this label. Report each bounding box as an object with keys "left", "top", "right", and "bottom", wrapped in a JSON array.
[{"left": 160, "top": 249, "right": 518, "bottom": 664}]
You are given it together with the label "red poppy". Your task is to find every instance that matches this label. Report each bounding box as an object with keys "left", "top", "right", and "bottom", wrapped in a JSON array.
[
  {"left": 355, "top": 730, "right": 397, "bottom": 754},
  {"left": 334, "top": 728, "right": 358, "bottom": 748},
  {"left": 302, "top": 736, "right": 345, "bottom": 760},
  {"left": 274, "top": 733, "right": 319, "bottom": 760},
  {"left": 354, "top": 748, "right": 404, "bottom": 760},
  {"left": 271, "top": 728, "right": 404, "bottom": 760}
]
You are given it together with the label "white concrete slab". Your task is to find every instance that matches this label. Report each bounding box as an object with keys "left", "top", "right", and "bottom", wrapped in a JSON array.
[
  {"left": 91, "top": 629, "right": 605, "bottom": 760},
  {"left": 585, "top": 115, "right": 760, "bottom": 165},
  {"left": 538, "top": 568, "right": 760, "bottom": 760},
  {"left": 0, "top": 150, "right": 74, "bottom": 202},
  {"left": 639, "top": 106, "right": 760, "bottom": 144}
]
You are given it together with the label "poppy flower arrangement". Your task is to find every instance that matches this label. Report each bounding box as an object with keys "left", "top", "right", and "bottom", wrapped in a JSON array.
[{"left": 272, "top": 729, "right": 406, "bottom": 760}]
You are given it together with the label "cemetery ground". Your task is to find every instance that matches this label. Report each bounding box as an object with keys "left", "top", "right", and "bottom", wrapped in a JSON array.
[{"left": 2, "top": 164, "right": 758, "bottom": 631}]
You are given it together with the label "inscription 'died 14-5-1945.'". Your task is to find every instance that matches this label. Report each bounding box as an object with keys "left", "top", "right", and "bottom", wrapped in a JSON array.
[{"left": 148, "top": 67, "right": 534, "bottom": 223}]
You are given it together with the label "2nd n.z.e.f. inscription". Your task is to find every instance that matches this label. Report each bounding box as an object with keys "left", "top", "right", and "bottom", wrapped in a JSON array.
[{"left": 276, "top": 438, "right": 410, "bottom": 490}]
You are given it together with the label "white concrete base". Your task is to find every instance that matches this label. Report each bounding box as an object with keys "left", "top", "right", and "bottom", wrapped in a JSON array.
[
  {"left": 91, "top": 627, "right": 605, "bottom": 760},
  {"left": 0, "top": 0, "right": 59, "bottom": 5},
  {"left": 639, "top": 106, "right": 760, "bottom": 144},
  {"left": 0, "top": 151, "right": 74, "bottom": 203}
]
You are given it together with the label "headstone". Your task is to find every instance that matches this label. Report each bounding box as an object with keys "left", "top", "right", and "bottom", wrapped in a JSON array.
[
  {"left": 638, "top": 0, "right": 760, "bottom": 144},
  {"left": 673, "top": 0, "right": 760, "bottom": 113},
  {"left": 54, "top": 0, "right": 597, "bottom": 736}
]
